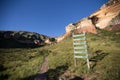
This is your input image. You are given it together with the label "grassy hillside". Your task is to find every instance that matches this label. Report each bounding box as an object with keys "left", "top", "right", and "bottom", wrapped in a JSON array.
[
  {"left": 0, "top": 30, "right": 120, "bottom": 80},
  {"left": 45, "top": 30, "right": 120, "bottom": 80},
  {"left": 0, "top": 48, "right": 49, "bottom": 80}
]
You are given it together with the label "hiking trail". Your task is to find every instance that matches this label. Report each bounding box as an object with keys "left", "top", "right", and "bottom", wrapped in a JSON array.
[{"left": 35, "top": 56, "right": 48, "bottom": 80}]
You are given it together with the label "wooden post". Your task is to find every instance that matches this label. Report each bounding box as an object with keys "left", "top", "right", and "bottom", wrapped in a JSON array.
[
  {"left": 87, "top": 57, "right": 90, "bottom": 70},
  {"left": 74, "top": 58, "right": 76, "bottom": 67}
]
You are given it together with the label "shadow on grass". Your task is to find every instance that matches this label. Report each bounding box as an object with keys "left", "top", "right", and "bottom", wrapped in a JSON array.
[
  {"left": 0, "top": 74, "right": 10, "bottom": 80},
  {"left": 70, "top": 76, "right": 83, "bottom": 80},
  {"left": 0, "top": 65, "right": 7, "bottom": 72},
  {"left": 21, "top": 65, "right": 68, "bottom": 80},
  {"left": 47, "top": 65, "right": 68, "bottom": 80},
  {"left": 89, "top": 50, "right": 109, "bottom": 69},
  {"left": 0, "top": 65, "right": 10, "bottom": 80}
]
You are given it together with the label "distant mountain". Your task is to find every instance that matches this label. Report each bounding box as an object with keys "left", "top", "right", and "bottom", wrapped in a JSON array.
[
  {"left": 0, "top": 31, "right": 56, "bottom": 48},
  {"left": 56, "top": 0, "right": 120, "bottom": 42}
]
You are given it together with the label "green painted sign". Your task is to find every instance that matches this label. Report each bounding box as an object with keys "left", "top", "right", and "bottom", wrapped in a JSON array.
[{"left": 73, "top": 32, "right": 90, "bottom": 69}]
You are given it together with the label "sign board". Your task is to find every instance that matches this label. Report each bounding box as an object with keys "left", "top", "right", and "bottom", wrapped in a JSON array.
[{"left": 73, "top": 32, "right": 90, "bottom": 69}]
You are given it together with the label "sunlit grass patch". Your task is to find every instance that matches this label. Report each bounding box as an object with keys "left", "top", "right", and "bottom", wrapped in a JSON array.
[
  {"left": 47, "top": 30, "right": 120, "bottom": 79},
  {"left": 0, "top": 48, "right": 49, "bottom": 80}
]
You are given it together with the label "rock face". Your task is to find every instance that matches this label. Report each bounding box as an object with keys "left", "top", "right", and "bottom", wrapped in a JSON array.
[
  {"left": 70, "top": 0, "right": 120, "bottom": 31},
  {"left": 56, "top": 0, "right": 120, "bottom": 42},
  {"left": 107, "top": 24, "right": 120, "bottom": 30},
  {"left": 74, "top": 0, "right": 120, "bottom": 30},
  {"left": 66, "top": 18, "right": 97, "bottom": 34},
  {"left": 73, "top": 18, "right": 97, "bottom": 34},
  {"left": 66, "top": 23, "right": 76, "bottom": 33},
  {"left": 56, "top": 32, "right": 71, "bottom": 42},
  {"left": 89, "top": 1, "right": 120, "bottom": 29},
  {"left": 0, "top": 31, "right": 56, "bottom": 48}
]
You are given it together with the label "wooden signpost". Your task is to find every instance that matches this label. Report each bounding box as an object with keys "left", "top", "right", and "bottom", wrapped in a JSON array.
[{"left": 73, "top": 32, "right": 90, "bottom": 70}]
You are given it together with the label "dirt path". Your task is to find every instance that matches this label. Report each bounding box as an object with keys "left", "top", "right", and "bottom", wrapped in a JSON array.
[{"left": 35, "top": 56, "right": 48, "bottom": 80}]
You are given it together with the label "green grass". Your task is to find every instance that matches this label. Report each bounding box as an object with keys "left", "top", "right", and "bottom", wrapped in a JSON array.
[
  {"left": 45, "top": 30, "right": 120, "bottom": 79},
  {"left": 0, "top": 48, "right": 49, "bottom": 80},
  {"left": 0, "top": 30, "right": 120, "bottom": 80}
]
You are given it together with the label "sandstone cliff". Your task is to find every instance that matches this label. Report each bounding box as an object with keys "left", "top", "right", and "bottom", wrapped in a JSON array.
[
  {"left": 70, "top": 0, "right": 120, "bottom": 32},
  {"left": 57, "top": 0, "right": 120, "bottom": 42}
]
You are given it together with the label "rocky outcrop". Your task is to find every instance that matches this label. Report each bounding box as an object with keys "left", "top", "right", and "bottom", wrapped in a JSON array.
[
  {"left": 58, "top": 17, "right": 97, "bottom": 42},
  {"left": 107, "top": 24, "right": 120, "bottom": 30},
  {"left": 75, "top": 0, "right": 120, "bottom": 30},
  {"left": 73, "top": 18, "right": 97, "bottom": 34},
  {"left": 105, "top": 0, "right": 120, "bottom": 7},
  {"left": 66, "top": 18, "right": 97, "bottom": 34},
  {"left": 68, "top": 0, "right": 120, "bottom": 31},
  {"left": 0, "top": 31, "right": 56, "bottom": 48},
  {"left": 56, "top": 0, "right": 120, "bottom": 42},
  {"left": 56, "top": 32, "right": 71, "bottom": 42},
  {"left": 66, "top": 23, "right": 76, "bottom": 33},
  {"left": 89, "top": 2, "right": 120, "bottom": 29}
]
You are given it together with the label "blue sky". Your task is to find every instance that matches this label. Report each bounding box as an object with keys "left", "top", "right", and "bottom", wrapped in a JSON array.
[{"left": 0, "top": 0, "right": 108, "bottom": 37}]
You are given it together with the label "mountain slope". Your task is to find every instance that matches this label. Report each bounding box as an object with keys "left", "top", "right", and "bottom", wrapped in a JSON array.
[
  {"left": 0, "top": 30, "right": 120, "bottom": 80},
  {"left": 46, "top": 30, "right": 120, "bottom": 80},
  {"left": 0, "top": 31, "right": 56, "bottom": 48}
]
